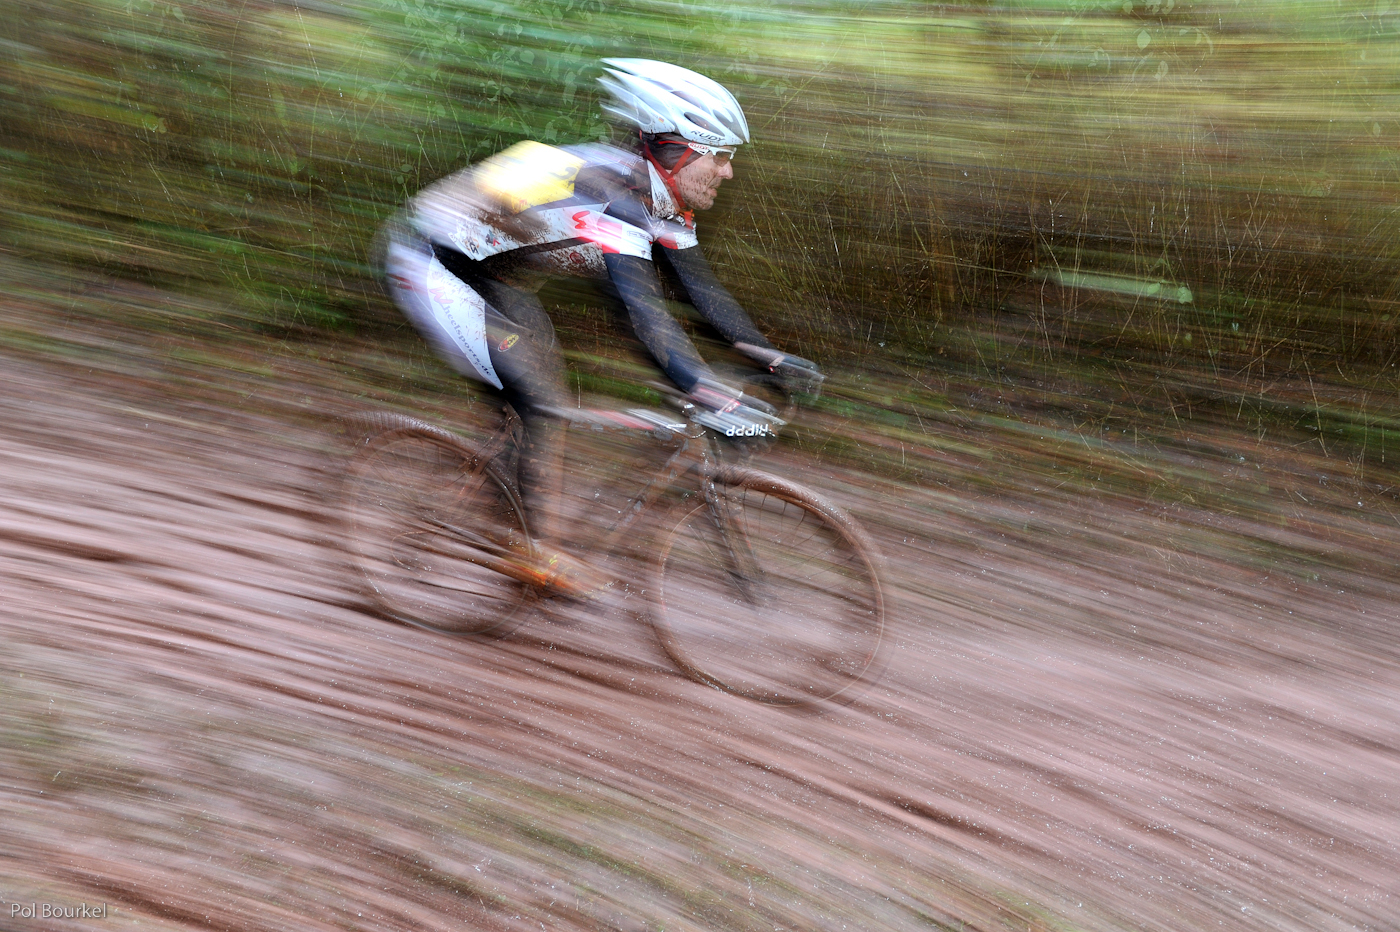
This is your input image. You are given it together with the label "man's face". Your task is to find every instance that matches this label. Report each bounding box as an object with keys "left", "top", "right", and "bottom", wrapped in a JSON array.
[{"left": 674, "top": 152, "right": 734, "bottom": 211}]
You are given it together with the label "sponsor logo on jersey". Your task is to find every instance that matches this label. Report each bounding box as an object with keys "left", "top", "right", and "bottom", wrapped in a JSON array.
[{"left": 570, "top": 209, "right": 652, "bottom": 257}]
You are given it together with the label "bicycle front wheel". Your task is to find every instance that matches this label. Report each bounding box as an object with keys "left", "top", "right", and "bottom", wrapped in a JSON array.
[
  {"left": 342, "top": 426, "right": 535, "bottom": 636},
  {"left": 649, "top": 469, "right": 886, "bottom": 706}
]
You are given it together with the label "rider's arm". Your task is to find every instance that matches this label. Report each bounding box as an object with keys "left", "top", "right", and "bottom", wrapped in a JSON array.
[
  {"left": 655, "top": 244, "right": 775, "bottom": 352},
  {"left": 659, "top": 242, "right": 825, "bottom": 397},
  {"left": 603, "top": 252, "right": 714, "bottom": 393}
]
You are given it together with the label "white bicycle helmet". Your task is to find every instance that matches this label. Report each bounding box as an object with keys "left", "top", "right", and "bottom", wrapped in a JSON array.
[{"left": 597, "top": 58, "right": 750, "bottom": 148}]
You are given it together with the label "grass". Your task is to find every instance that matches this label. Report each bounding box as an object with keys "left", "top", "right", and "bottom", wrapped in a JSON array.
[{"left": 4, "top": 1, "right": 1399, "bottom": 366}]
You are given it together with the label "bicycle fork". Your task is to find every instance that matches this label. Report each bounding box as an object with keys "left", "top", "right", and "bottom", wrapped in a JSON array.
[{"left": 698, "top": 470, "right": 769, "bottom": 607}]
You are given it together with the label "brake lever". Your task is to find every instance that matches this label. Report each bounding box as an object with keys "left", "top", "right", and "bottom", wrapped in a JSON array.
[{"left": 733, "top": 342, "right": 786, "bottom": 370}]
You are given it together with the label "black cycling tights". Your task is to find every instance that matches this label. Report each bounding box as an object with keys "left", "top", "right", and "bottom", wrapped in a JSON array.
[
  {"left": 432, "top": 245, "right": 569, "bottom": 546},
  {"left": 476, "top": 279, "right": 568, "bottom": 545}
]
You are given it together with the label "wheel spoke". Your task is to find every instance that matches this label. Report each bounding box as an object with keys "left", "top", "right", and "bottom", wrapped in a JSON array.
[
  {"left": 651, "top": 471, "right": 884, "bottom": 705},
  {"left": 342, "top": 429, "right": 535, "bottom": 637}
]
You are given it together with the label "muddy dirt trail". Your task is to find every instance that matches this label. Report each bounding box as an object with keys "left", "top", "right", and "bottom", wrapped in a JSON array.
[{"left": 1, "top": 335, "right": 1398, "bottom": 932}]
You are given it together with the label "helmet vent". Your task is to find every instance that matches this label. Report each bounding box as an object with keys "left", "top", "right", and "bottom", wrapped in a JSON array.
[
  {"left": 596, "top": 58, "right": 749, "bottom": 147},
  {"left": 684, "top": 112, "right": 722, "bottom": 137}
]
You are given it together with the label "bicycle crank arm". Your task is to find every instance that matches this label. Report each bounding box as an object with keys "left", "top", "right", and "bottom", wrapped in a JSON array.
[
  {"left": 400, "top": 515, "right": 539, "bottom": 581},
  {"left": 410, "top": 516, "right": 609, "bottom": 593}
]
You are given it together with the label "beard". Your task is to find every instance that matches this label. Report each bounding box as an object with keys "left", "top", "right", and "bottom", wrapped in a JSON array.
[{"left": 676, "top": 174, "right": 720, "bottom": 210}]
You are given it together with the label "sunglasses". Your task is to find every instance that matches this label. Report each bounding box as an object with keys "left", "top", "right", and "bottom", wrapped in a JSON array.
[
  {"left": 685, "top": 142, "right": 736, "bottom": 163},
  {"left": 655, "top": 138, "right": 737, "bottom": 164}
]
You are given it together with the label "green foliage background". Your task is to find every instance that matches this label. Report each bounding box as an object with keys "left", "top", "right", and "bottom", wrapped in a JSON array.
[{"left": 3, "top": 0, "right": 1400, "bottom": 435}]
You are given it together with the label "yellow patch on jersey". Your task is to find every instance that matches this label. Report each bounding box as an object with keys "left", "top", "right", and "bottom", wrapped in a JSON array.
[{"left": 474, "top": 141, "right": 584, "bottom": 214}]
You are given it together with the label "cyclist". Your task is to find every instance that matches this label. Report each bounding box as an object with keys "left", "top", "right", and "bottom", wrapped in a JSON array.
[{"left": 379, "top": 58, "right": 822, "bottom": 596}]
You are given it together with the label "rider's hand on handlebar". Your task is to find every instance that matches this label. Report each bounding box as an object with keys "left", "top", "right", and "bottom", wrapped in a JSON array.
[
  {"left": 732, "top": 343, "right": 825, "bottom": 398},
  {"left": 773, "top": 353, "right": 824, "bottom": 397}
]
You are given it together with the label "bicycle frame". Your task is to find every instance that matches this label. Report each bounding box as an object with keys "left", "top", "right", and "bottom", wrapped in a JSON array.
[
  {"left": 343, "top": 400, "right": 887, "bottom": 703},
  {"left": 440, "top": 403, "right": 758, "bottom": 593}
]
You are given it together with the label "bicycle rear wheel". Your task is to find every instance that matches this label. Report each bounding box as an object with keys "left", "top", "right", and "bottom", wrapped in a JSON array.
[
  {"left": 649, "top": 469, "right": 886, "bottom": 706},
  {"left": 342, "top": 426, "right": 535, "bottom": 636}
]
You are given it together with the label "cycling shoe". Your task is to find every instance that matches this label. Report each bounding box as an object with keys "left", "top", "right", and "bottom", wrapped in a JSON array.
[{"left": 517, "top": 549, "right": 610, "bottom": 601}]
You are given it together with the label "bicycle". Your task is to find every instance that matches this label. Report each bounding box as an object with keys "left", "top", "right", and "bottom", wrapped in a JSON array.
[{"left": 338, "top": 362, "right": 886, "bottom": 706}]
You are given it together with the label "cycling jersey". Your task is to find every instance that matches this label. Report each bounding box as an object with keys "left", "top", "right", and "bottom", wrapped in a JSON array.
[
  {"left": 415, "top": 141, "right": 697, "bottom": 269},
  {"left": 397, "top": 140, "right": 775, "bottom": 392}
]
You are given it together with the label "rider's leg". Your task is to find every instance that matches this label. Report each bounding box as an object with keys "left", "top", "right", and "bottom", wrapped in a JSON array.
[
  {"left": 381, "top": 234, "right": 567, "bottom": 543},
  {"left": 383, "top": 237, "right": 598, "bottom": 595},
  {"left": 478, "top": 285, "right": 605, "bottom": 597},
  {"left": 475, "top": 281, "right": 568, "bottom": 548}
]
